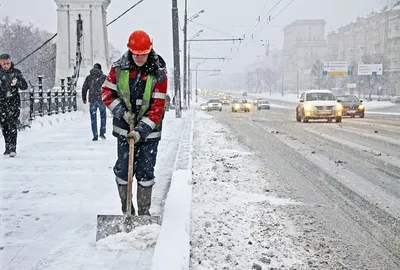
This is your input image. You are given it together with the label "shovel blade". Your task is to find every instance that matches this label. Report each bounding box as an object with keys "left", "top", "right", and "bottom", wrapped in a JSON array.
[{"left": 96, "top": 214, "right": 161, "bottom": 241}]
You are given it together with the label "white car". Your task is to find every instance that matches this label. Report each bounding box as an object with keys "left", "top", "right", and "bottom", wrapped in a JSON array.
[{"left": 296, "top": 90, "right": 342, "bottom": 123}]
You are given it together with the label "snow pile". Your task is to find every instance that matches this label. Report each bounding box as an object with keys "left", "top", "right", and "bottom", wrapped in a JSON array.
[
  {"left": 151, "top": 110, "right": 195, "bottom": 270},
  {"left": 190, "top": 111, "right": 309, "bottom": 270},
  {"left": 96, "top": 224, "right": 161, "bottom": 251}
]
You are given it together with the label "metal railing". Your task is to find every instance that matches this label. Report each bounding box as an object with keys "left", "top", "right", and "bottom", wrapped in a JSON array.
[{"left": 18, "top": 76, "right": 77, "bottom": 130}]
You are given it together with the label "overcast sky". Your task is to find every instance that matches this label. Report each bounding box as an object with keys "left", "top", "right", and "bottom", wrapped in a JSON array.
[{"left": 0, "top": 0, "right": 394, "bottom": 77}]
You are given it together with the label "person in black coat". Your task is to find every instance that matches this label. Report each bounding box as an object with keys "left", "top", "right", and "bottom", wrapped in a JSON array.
[
  {"left": 0, "top": 54, "right": 28, "bottom": 157},
  {"left": 82, "top": 63, "right": 107, "bottom": 141}
]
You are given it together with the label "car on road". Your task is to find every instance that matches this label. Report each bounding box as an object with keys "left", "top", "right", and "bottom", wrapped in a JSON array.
[
  {"left": 256, "top": 99, "right": 271, "bottom": 110},
  {"left": 206, "top": 99, "right": 223, "bottom": 111},
  {"left": 221, "top": 98, "right": 230, "bottom": 105},
  {"left": 296, "top": 90, "right": 342, "bottom": 123},
  {"left": 232, "top": 99, "right": 251, "bottom": 112},
  {"left": 335, "top": 94, "right": 364, "bottom": 118}
]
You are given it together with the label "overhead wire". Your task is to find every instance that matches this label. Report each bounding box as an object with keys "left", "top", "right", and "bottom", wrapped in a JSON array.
[
  {"left": 14, "top": 33, "right": 57, "bottom": 66},
  {"left": 190, "top": 21, "right": 241, "bottom": 39},
  {"left": 243, "top": 0, "right": 271, "bottom": 39},
  {"left": 252, "top": 0, "right": 295, "bottom": 39},
  {"left": 244, "top": 0, "right": 284, "bottom": 41}
]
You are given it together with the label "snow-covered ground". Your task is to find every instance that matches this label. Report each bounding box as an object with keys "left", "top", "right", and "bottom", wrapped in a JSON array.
[{"left": 0, "top": 110, "right": 190, "bottom": 270}]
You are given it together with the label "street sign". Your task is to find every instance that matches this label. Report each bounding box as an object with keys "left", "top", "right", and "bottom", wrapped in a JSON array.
[
  {"left": 358, "top": 64, "right": 383, "bottom": 75},
  {"left": 323, "top": 61, "right": 348, "bottom": 76},
  {"left": 347, "top": 83, "right": 356, "bottom": 88}
]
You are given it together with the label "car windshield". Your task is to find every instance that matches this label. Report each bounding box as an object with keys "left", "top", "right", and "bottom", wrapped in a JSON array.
[
  {"left": 208, "top": 100, "right": 221, "bottom": 103},
  {"left": 336, "top": 95, "right": 358, "bottom": 102},
  {"left": 306, "top": 92, "right": 336, "bottom": 101},
  {"left": 234, "top": 100, "right": 247, "bottom": 104},
  {"left": 258, "top": 100, "right": 269, "bottom": 103}
]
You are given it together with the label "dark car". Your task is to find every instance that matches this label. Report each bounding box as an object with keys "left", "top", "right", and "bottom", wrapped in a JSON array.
[
  {"left": 207, "top": 99, "right": 223, "bottom": 111},
  {"left": 256, "top": 99, "right": 270, "bottom": 110},
  {"left": 336, "top": 94, "right": 364, "bottom": 118}
]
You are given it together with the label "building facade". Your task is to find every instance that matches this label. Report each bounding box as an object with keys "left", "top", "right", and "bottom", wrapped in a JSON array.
[
  {"left": 326, "top": 5, "right": 400, "bottom": 95},
  {"left": 282, "top": 20, "right": 327, "bottom": 93}
]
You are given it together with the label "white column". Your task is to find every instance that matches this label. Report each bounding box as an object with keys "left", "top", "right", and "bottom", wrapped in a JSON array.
[
  {"left": 55, "top": 3, "right": 70, "bottom": 85},
  {"left": 91, "top": 3, "right": 109, "bottom": 71}
]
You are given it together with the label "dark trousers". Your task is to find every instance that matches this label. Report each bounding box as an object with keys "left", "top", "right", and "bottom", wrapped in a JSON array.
[
  {"left": 0, "top": 116, "right": 18, "bottom": 152},
  {"left": 114, "top": 136, "right": 159, "bottom": 187},
  {"left": 89, "top": 101, "right": 106, "bottom": 137}
]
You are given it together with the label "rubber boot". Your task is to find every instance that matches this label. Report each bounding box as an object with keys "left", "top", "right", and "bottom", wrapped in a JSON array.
[
  {"left": 137, "top": 185, "right": 153, "bottom": 216},
  {"left": 117, "top": 184, "right": 135, "bottom": 215}
]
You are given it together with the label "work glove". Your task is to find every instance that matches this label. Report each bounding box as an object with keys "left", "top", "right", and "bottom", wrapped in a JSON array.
[
  {"left": 126, "top": 130, "right": 140, "bottom": 144},
  {"left": 123, "top": 111, "right": 135, "bottom": 125}
]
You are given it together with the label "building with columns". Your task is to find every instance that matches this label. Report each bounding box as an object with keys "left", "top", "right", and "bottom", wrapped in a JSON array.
[{"left": 54, "top": 0, "right": 110, "bottom": 86}]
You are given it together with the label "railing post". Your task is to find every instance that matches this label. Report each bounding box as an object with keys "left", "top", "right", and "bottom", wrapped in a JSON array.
[
  {"left": 38, "top": 76, "right": 44, "bottom": 117},
  {"left": 67, "top": 77, "right": 72, "bottom": 112},
  {"left": 29, "top": 86, "right": 35, "bottom": 120},
  {"left": 55, "top": 79, "right": 63, "bottom": 115},
  {"left": 47, "top": 88, "right": 52, "bottom": 116},
  {"left": 73, "top": 83, "right": 77, "bottom": 111},
  {"left": 61, "top": 78, "right": 66, "bottom": 113}
]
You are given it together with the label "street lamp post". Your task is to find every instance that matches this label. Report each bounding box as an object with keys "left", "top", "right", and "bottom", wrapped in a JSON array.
[
  {"left": 183, "top": 0, "right": 188, "bottom": 110},
  {"left": 183, "top": 8, "right": 204, "bottom": 110},
  {"left": 171, "top": 0, "right": 181, "bottom": 118},
  {"left": 187, "top": 30, "right": 203, "bottom": 106}
]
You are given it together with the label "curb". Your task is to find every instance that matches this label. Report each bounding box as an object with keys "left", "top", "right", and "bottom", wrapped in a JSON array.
[{"left": 150, "top": 110, "right": 195, "bottom": 270}]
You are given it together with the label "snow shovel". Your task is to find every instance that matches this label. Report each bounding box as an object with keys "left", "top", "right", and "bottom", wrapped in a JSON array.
[{"left": 96, "top": 124, "right": 161, "bottom": 241}]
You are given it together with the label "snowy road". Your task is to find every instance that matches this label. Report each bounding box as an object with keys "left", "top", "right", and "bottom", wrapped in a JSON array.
[{"left": 194, "top": 105, "right": 399, "bottom": 269}]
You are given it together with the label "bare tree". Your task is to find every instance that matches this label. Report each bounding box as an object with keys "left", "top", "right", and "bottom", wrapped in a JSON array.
[
  {"left": 0, "top": 17, "right": 56, "bottom": 90},
  {"left": 310, "top": 60, "right": 324, "bottom": 89}
]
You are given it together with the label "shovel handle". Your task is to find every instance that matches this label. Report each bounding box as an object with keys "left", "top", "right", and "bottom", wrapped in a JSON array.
[{"left": 126, "top": 124, "right": 135, "bottom": 216}]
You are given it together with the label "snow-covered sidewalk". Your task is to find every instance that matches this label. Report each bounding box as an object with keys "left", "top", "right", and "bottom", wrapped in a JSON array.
[{"left": 0, "top": 110, "right": 190, "bottom": 270}]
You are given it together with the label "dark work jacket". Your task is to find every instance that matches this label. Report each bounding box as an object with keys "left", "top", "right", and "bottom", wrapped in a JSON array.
[{"left": 0, "top": 63, "right": 28, "bottom": 119}]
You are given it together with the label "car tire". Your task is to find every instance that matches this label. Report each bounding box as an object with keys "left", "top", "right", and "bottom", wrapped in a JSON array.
[
  {"left": 360, "top": 113, "right": 365, "bottom": 118},
  {"left": 219, "top": 108, "right": 222, "bottom": 111},
  {"left": 335, "top": 116, "right": 342, "bottom": 123},
  {"left": 296, "top": 110, "right": 301, "bottom": 122}
]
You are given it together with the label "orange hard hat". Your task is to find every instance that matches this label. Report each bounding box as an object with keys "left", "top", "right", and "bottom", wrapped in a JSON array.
[{"left": 127, "top": 30, "right": 152, "bottom": 55}]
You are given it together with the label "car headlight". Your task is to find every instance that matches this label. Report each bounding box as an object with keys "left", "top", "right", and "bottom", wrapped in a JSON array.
[
  {"left": 304, "top": 104, "right": 313, "bottom": 111},
  {"left": 336, "top": 103, "right": 343, "bottom": 110},
  {"left": 218, "top": 104, "right": 222, "bottom": 107},
  {"left": 358, "top": 104, "right": 364, "bottom": 110},
  {"left": 234, "top": 104, "right": 240, "bottom": 108}
]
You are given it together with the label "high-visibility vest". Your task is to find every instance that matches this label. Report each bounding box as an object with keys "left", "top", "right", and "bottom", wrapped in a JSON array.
[{"left": 116, "top": 68, "right": 154, "bottom": 125}]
